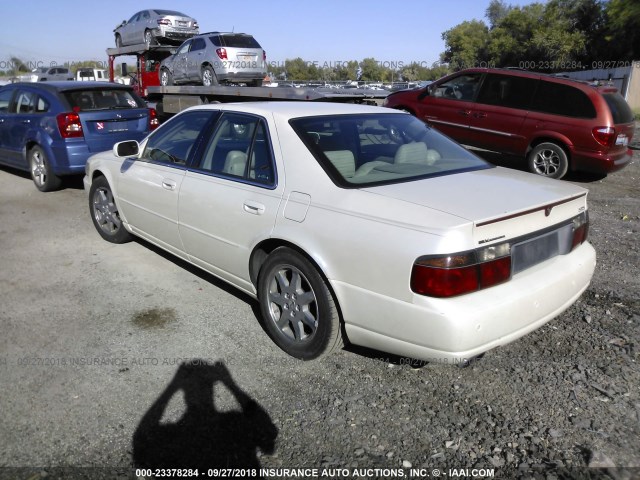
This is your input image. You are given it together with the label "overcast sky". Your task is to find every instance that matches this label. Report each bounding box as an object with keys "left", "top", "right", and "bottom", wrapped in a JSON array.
[{"left": 0, "top": 0, "right": 540, "bottom": 70}]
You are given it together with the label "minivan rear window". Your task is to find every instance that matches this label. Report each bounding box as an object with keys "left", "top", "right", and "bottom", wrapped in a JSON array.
[
  {"left": 532, "top": 81, "right": 596, "bottom": 118},
  {"left": 208, "top": 34, "right": 261, "bottom": 49},
  {"left": 603, "top": 93, "right": 634, "bottom": 124}
]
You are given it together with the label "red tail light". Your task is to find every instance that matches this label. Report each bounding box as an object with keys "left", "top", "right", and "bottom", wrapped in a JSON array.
[
  {"left": 216, "top": 48, "right": 228, "bottom": 60},
  {"left": 411, "top": 247, "right": 512, "bottom": 298},
  {"left": 157, "top": 18, "right": 171, "bottom": 25},
  {"left": 571, "top": 212, "right": 589, "bottom": 250},
  {"left": 592, "top": 126, "right": 616, "bottom": 147},
  {"left": 56, "top": 112, "right": 83, "bottom": 138},
  {"left": 148, "top": 108, "right": 159, "bottom": 130}
]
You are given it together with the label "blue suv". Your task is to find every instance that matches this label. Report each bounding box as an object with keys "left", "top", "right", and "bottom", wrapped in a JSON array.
[{"left": 0, "top": 82, "right": 158, "bottom": 191}]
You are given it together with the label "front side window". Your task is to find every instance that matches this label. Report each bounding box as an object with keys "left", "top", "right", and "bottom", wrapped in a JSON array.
[
  {"left": 432, "top": 73, "right": 482, "bottom": 101},
  {"left": 191, "top": 38, "right": 206, "bottom": 51},
  {"left": 290, "top": 113, "right": 491, "bottom": 188},
  {"left": 197, "top": 113, "right": 275, "bottom": 186},
  {"left": 177, "top": 41, "right": 191, "bottom": 55},
  {"left": 141, "top": 110, "right": 216, "bottom": 166}
]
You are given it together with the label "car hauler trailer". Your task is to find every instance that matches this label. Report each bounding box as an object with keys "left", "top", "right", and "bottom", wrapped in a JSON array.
[{"left": 106, "top": 44, "right": 388, "bottom": 117}]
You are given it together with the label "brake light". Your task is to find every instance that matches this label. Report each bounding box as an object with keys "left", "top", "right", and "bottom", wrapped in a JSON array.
[
  {"left": 157, "top": 18, "right": 171, "bottom": 25},
  {"left": 411, "top": 243, "right": 512, "bottom": 298},
  {"left": 592, "top": 126, "right": 616, "bottom": 147},
  {"left": 148, "top": 108, "right": 159, "bottom": 130},
  {"left": 216, "top": 48, "right": 228, "bottom": 60},
  {"left": 571, "top": 211, "right": 589, "bottom": 250},
  {"left": 56, "top": 112, "right": 83, "bottom": 138}
]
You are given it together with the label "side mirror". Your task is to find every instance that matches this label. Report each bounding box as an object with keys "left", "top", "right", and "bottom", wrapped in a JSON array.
[
  {"left": 417, "top": 86, "right": 431, "bottom": 100},
  {"left": 114, "top": 140, "right": 140, "bottom": 157}
]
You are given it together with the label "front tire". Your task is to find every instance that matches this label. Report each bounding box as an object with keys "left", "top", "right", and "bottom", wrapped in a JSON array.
[
  {"left": 115, "top": 34, "right": 123, "bottom": 47},
  {"left": 89, "top": 176, "right": 132, "bottom": 244},
  {"left": 159, "top": 68, "right": 173, "bottom": 86},
  {"left": 257, "top": 248, "right": 342, "bottom": 360},
  {"left": 29, "top": 146, "right": 62, "bottom": 192},
  {"left": 527, "top": 142, "right": 569, "bottom": 179}
]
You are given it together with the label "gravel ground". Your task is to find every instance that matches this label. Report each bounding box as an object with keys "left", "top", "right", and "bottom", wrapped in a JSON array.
[{"left": 0, "top": 126, "right": 638, "bottom": 480}]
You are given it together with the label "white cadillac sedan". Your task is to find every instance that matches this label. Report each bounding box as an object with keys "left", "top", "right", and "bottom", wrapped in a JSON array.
[{"left": 84, "top": 102, "right": 596, "bottom": 362}]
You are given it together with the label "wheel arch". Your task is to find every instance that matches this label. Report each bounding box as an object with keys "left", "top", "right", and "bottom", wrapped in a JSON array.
[
  {"left": 249, "top": 237, "right": 348, "bottom": 343},
  {"left": 526, "top": 135, "right": 573, "bottom": 169}
]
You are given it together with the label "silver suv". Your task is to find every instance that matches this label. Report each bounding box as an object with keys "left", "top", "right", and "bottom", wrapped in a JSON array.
[
  {"left": 28, "top": 67, "right": 73, "bottom": 82},
  {"left": 159, "top": 32, "right": 266, "bottom": 87}
]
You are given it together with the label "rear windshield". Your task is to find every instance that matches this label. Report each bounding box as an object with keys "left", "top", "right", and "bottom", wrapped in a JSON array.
[
  {"left": 153, "top": 10, "right": 188, "bottom": 16},
  {"left": 208, "top": 34, "right": 261, "bottom": 48},
  {"left": 603, "top": 93, "right": 634, "bottom": 124},
  {"left": 63, "top": 89, "right": 146, "bottom": 111},
  {"left": 290, "top": 113, "right": 491, "bottom": 188}
]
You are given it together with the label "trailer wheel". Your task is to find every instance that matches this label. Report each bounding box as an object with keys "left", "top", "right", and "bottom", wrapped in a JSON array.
[
  {"left": 160, "top": 69, "right": 173, "bottom": 86},
  {"left": 201, "top": 66, "right": 219, "bottom": 87}
]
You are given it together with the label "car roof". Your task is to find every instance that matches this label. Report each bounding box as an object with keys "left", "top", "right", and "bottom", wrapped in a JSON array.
[
  {"left": 186, "top": 101, "right": 402, "bottom": 119},
  {"left": 4, "top": 82, "right": 134, "bottom": 93}
]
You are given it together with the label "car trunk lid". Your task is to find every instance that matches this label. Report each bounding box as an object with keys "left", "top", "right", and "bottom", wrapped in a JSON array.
[{"left": 361, "top": 166, "right": 588, "bottom": 244}]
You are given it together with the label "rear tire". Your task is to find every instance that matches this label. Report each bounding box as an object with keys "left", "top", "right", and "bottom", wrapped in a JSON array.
[
  {"left": 527, "top": 142, "right": 569, "bottom": 179},
  {"left": 29, "top": 146, "right": 62, "bottom": 192},
  {"left": 257, "top": 247, "right": 343, "bottom": 360},
  {"left": 89, "top": 176, "right": 132, "bottom": 244},
  {"left": 115, "top": 34, "right": 122, "bottom": 47},
  {"left": 144, "top": 30, "right": 156, "bottom": 47},
  {"left": 201, "top": 66, "right": 218, "bottom": 87}
]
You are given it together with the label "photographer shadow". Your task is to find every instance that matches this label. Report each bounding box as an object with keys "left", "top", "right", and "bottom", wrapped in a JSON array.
[{"left": 133, "top": 360, "right": 277, "bottom": 473}]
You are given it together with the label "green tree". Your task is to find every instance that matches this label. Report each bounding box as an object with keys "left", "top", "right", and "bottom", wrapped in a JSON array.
[
  {"left": 486, "top": 0, "right": 512, "bottom": 28},
  {"left": 441, "top": 20, "right": 490, "bottom": 69},
  {"left": 603, "top": 0, "right": 640, "bottom": 60}
]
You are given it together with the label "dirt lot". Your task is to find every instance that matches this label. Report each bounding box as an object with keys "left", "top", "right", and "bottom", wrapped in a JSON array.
[{"left": 0, "top": 130, "right": 638, "bottom": 480}]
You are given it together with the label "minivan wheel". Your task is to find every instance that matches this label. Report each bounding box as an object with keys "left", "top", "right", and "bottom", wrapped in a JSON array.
[
  {"left": 257, "top": 247, "right": 343, "bottom": 360},
  {"left": 115, "top": 34, "right": 123, "bottom": 48},
  {"left": 201, "top": 66, "right": 219, "bottom": 87},
  {"left": 29, "top": 146, "right": 62, "bottom": 192},
  {"left": 527, "top": 142, "right": 569, "bottom": 179}
]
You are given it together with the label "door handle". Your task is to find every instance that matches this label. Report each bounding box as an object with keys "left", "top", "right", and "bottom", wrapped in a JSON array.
[
  {"left": 473, "top": 112, "right": 487, "bottom": 119},
  {"left": 21, "top": 119, "right": 31, "bottom": 124},
  {"left": 162, "top": 179, "right": 176, "bottom": 190},
  {"left": 458, "top": 110, "right": 471, "bottom": 117},
  {"left": 243, "top": 201, "right": 265, "bottom": 215}
]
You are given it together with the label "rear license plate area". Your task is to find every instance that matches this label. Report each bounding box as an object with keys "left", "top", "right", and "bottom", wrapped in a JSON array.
[{"left": 512, "top": 230, "right": 560, "bottom": 275}]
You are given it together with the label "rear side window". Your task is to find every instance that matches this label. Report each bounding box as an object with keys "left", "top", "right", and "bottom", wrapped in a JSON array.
[
  {"left": 0, "top": 89, "right": 14, "bottom": 112},
  {"left": 532, "top": 81, "right": 596, "bottom": 118},
  {"left": 476, "top": 74, "right": 537, "bottom": 110},
  {"left": 63, "top": 89, "right": 146, "bottom": 111},
  {"left": 603, "top": 93, "right": 634, "bottom": 124}
]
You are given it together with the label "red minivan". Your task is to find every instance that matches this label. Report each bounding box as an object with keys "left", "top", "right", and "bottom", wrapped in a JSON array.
[{"left": 383, "top": 68, "right": 635, "bottom": 179}]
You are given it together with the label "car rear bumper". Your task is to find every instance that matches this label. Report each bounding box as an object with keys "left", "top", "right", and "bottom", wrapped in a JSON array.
[
  {"left": 571, "top": 147, "right": 633, "bottom": 174},
  {"left": 337, "top": 242, "right": 596, "bottom": 362},
  {"left": 155, "top": 27, "right": 197, "bottom": 42}
]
